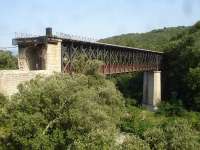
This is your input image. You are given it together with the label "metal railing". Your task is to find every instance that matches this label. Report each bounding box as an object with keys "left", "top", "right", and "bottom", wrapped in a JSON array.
[
  {"left": 14, "top": 32, "right": 39, "bottom": 38},
  {"left": 14, "top": 32, "right": 98, "bottom": 43},
  {"left": 54, "top": 32, "right": 98, "bottom": 42}
]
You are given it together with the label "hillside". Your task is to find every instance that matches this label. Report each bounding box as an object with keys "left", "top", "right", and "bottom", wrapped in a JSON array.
[{"left": 99, "top": 26, "right": 188, "bottom": 51}]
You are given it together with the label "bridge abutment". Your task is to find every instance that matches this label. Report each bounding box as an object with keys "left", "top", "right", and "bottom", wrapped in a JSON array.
[
  {"left": 143, "top": 71, "right": 161, "bottom": 110},
  {"left": 18, "top": 39, "right": 62, "bottom": 72}
]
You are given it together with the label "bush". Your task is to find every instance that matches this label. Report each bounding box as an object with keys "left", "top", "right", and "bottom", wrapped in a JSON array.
[
  {"left": 183, "top": 111, "right": 200, "bottom": 131},
  {"left": 120, "top": 105, "right": 155, "bottom": 137},
  {"left": 0, "top": 93, "right": 7, "bottom": 108},
  {"left": 72, "top": 55, "right": 103, "bottom": 76},
  {"left": 163, "top": 119, "right": 200, "bottom": 150},
  {"left": 111, "top": 73, "right": 143, "bottom": 104},
  {"left": 143, "top": 128, "right": 166, "bottom": 150},
  {"left": 189, "top": 21, "right": 200, "bottom": 33},
  {"left": 124, "top": 97, "right": 137, "bottom": 106},
  {"left": 0, "top": 73, "right": 124, "bottom": 149},
  {"left": 157, "top": 100, "right": 186, "bottom": 117},
  {"left": 143, "top": 119, "right": 200, "bottom": 150},
  {"left": 119, "top": 135, "right": 150, "bottom": 150}
]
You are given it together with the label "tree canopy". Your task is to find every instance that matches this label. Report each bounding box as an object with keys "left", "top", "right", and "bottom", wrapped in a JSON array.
[
  {"left": 0, "top": 62, "right": 124, "bottom": 149},
  {"left": 0, "top": 50, "right": 17, "bottom": 70}
]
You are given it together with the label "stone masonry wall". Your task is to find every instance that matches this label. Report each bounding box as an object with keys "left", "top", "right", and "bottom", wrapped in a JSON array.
[
  {"left": 46, "top": 40, "right": 62, "bottom": 72},
  {"left": 0, "top": 70, "right": 53, "bottom": 96},
  {"left": 1, "top": 37, "right": 63, "bottom": 97}
]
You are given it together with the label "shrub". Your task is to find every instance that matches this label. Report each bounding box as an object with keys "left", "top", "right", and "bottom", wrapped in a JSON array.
[
  {"left": 0, "top": 93, "right": 7, "bottom": 108},
  {"left": 183, "top": 111, "right": 200, "bottom": 131},
  {"left": 72, "top": 55, "right": 103, "bottom": 76},
  {"left": 162, "top": 119, "right": 200, "bottom": 150},
  {"left": 124, "top": 97, "right": 137, "bottom": 106},
  {"left": 0, "top": 73, "right": 124, "bottom": 148},
  {"left": 111, "top": 73, "right": 143, "bottom": 104},
  {"left": 189, "top": 21, "right": 200, "bottom": 33},
  {"left": 120, "top": 106, "right": 155, "bottom": 137},
  {"left": 143, "top": 119, "right": 200, "bottom": 150},
  {"left": 157, "top": 100, "right": 186, "bottom": 117},
  {"left": 119, "top": 135, "right": 150, "bottom": 150},
  {"left": 143, "top": 127, "right": 167, "bottom": 150}
]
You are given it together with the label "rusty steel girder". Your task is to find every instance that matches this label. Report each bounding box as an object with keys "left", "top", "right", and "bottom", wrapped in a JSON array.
[{"left": 61, "top": 39, "right": 163, "bottom": 74}]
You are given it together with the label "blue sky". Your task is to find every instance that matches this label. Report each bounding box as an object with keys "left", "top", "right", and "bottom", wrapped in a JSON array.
[{"left": 0, "top": 0, "right": 200, "bottom": 51}]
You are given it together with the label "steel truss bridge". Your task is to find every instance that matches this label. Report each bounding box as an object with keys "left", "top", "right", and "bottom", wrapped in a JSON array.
[
  {"left": 13, "top": 32, "right": 163, "bottom": 75},
  {"left": 61, "top": 38, "right": 163, "bottom": 74}
]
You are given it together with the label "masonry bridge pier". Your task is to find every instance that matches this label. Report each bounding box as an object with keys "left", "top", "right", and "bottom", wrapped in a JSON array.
[{"left": 2, "top": 28, "right": 163, "bottom": 110}]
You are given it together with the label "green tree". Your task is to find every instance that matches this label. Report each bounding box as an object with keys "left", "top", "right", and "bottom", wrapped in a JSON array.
[
  {"left": 186, "top": 67, "right": 200, "bottom": 111},
  {"left": 0, "top": 50, "right": 17, "bottom": 69},
  {"left": 163, "top": 30, "right": 200, "bottom": 110},
  {"left": 111, "top": 73, "right": 143, "bottom": 105},
  {"left": 0, "top": 63, "right": 124, "bottom": 149}
]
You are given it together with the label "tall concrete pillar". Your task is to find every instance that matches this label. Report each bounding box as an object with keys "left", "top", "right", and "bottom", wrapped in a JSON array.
[{"left": 143, "top": 71, "right": 161, "bottom": 110}]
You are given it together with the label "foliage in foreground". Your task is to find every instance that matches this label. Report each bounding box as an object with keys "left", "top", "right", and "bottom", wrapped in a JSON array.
[
  {"left": 120, "top": 135, "right": 150, "bottom": 150},
  {"left": 120, "top": 105, "right": 200, "bottom": 150},
  {"left": 156, "top": 100, "right": 186, "bottom": 117},
  {"left": 0, "top": 72, "right": 124, "bottom": 149},
  {"left": 0, "top": 57, "right": 125, "bottom": 149}
]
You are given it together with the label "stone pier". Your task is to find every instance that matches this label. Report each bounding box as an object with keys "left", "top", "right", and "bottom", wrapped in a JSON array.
[{"left": 143, "top": 71, "right": 161, "bottom": 110}]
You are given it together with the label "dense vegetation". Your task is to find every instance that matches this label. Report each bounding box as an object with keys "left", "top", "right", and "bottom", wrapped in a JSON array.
[
  {"left": 102, "top": 21, "right": 200, "bottom": 112},
  {"left": 0, "top": 50, "right": 18, "bottom": 69},
  {"left": 0, "top": 58, "right": 125, "bottom": 149},
  {"left": 0, "top": 55, "right": 200, "bottom": 149},
  {"left": 163, "top": 22, "right": 200, "bottom": 111},
  {"left": 1, "top": 74, "right": 200, "bottom": 149}
]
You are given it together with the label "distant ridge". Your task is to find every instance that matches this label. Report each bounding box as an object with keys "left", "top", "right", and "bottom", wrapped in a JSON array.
[{"left": 99, "top": 26, "right": 189, "bottom": 52}]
